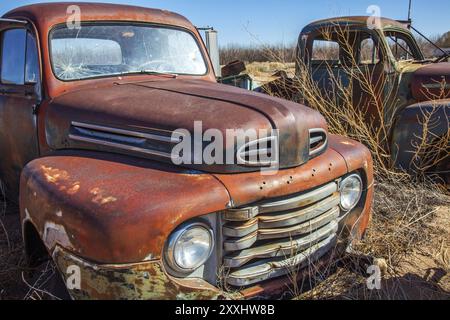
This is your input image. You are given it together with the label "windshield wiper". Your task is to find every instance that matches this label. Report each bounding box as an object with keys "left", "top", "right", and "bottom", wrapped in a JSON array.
[{"left": 119, "top": 70, "right": 178, "bottom": 78}]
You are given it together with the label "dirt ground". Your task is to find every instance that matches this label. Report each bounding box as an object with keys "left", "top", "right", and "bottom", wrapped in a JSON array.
[
  {"left": 0, "top": 200, "right": 27, "bottom": 300},
  {"left": 300, "top": 205, "right": 450, "bottom": 300}
]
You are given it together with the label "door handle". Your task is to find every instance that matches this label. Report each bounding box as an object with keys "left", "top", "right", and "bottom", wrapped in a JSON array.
[{"left": 32, "top": 103, "right": 39, "bottom": 114}]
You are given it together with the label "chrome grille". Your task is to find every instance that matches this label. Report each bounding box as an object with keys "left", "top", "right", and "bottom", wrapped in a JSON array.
[
  {"left": 222, "top": 181, "right": 340, "bottom": 287},
  {"left": 309, "top": 128, "right": 327, "bottom": 157},
  {"left": 236, "top": 135, "right": 278, "bottom": 167}
]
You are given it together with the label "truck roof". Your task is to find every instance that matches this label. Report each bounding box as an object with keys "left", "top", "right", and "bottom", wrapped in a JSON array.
[
  {"left": 301, "top": 16, "right": 409, "bottom": 34},
  {"left": 3, "top": 2, "right": 195, "bottom": 31}
]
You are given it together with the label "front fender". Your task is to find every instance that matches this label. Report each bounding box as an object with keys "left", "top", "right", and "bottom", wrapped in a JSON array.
[
  {"left": 390, "top": 99, "right": 450, "bottom": 172},
  {"left": 19, "top": 151, "right": 231, "bottom": 264}
]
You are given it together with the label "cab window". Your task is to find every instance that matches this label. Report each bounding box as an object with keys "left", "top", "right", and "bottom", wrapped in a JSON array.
[
  {"left": 360, "top": 36, "right": 380, "bottom": 65},
  {"left": 1, "top": 28, "right": 26, "bottom": 85},
  {"left": 0, "top": 28, "right": 39, "bottom": 85},
  {"left": 311, "top": 39, "right": 340, "bottom": 64},
  {"left": 25, "top": 32, "right": 39, "bottom": 83},
  {"left": 384, "top": 31, "right": 422, "bottom": 61}
]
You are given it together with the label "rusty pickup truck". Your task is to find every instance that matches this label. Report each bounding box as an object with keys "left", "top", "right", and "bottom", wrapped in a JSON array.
[
  {"left": 0, "top": 3, "right": 373, "bottom": 299},
  {"left": 271, "top": 17, "right": 449, "bottom": 183}
]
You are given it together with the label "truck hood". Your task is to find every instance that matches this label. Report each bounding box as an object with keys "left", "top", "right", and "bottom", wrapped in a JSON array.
[
  {"left": 46, "top": 79, "right": 327, "bottom": 173},
  {"left": 411, "top": 62, "right": 450, "bottom": 102}
]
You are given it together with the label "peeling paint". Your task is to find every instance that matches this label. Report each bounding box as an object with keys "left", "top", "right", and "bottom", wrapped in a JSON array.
[
  {"left": 43, "top": 221, "right": 73, "bottom": 250},
  {"left": 144, "top": 253, "right": 154, "bottom": 261},
  {"left": 24, "top": 208, "right": 32, "bottom": 222}
]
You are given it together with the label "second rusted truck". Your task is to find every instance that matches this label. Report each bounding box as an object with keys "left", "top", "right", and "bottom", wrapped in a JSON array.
[{"left": 258, "top": 17, "right": 449, "bottom": 183}]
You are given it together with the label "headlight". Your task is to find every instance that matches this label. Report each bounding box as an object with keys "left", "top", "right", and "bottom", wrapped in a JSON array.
[
  {"left": 165, "top": 223, "right": 214, "bottom": 273},
  {"left": 340, "top": 174, "right": 363, "bottom": 211}
]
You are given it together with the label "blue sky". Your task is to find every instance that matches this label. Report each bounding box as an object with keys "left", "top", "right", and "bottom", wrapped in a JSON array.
[{"left": 1, "top": 0, "right": 448, "bottom": 46}]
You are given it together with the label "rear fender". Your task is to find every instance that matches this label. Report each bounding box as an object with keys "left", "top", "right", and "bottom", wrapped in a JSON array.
[{"left": 390, "top": 100, "right": 450, "bottom": 173}]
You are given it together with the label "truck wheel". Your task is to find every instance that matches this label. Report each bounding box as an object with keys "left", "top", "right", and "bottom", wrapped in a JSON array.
[{"left": 24, "top": 260, "right": 71, "bottom": 300}]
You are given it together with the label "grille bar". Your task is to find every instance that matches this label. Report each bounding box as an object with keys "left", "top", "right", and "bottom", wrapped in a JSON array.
[
  {"left": 223, "top": 193, "right": 340, "bottom": 238},
  {"left": 226, "top": 234, "right": 337, "bottom": 287},
  {"left": 69, "top": 121, "right": 179, "bottom": 160},
  {"left": 224, "top": 182, "right": 337, "bottom": 222},
  {"left": 309, "top": 128, "right": 328, "bottom": 157},
  {"left": 224, "top": 207, "right": 339, "bottom": 252},
  {"left": 224, "top": 221, "right": 338, "bottom": 268}
]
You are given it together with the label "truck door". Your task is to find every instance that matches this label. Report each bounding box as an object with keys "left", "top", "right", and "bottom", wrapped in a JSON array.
[
  {"left": 351, "top": 31, "right": 385, "bottom": 130},
  {"left": 309, "top": 36, "right": 351, "bottom": 99},
  {"left": 0, "top": 20, "right": 41, "bottom": 200}
]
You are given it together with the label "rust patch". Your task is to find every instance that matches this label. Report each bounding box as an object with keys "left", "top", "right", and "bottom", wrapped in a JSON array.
[
  {"left": 53, "top": 246, "right": 234, "bottom": 300},
  {"left": 41, "top": 165, "right": 70, "bottom": 184},
  {"left": 89, "top": 187, "right": 118, "bottom": 205},
  {"left": 41, "top": 165, "right": 82, "bottom": 196},
  {"left": 43, "top": 221, "right": 74, "bottom": 250},
  {"left": 66, "top": 183, "right": 81, "bottom": 195}
]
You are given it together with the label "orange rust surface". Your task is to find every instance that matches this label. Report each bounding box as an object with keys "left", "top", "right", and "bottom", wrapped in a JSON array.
[{"left": 214, "top": 134, "right": 373, "bottom": 208}]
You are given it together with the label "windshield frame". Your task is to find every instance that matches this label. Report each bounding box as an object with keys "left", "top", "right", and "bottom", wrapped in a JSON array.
[
  {"left": 382, "top": 28, "right": 425, "bottom": 62},
  {"left": 48, "top": 21, "right": 210, "bottom": 82}
]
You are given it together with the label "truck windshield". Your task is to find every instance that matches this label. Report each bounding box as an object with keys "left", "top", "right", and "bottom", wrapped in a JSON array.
[
  {"left": 50, "top": 24, "right": 208, "bottom": 80},
  {"left": 384, "top": 31, "right": 423, "bottom": 61}
]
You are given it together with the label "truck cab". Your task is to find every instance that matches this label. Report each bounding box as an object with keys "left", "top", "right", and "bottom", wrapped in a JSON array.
[{"left": 0, "top": 3, "right": 373, "bottom": 299}]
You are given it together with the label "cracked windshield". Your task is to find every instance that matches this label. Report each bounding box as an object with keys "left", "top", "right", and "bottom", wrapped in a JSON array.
[{"left": 50, "top": 24, "right": 207, "bottom": 80}]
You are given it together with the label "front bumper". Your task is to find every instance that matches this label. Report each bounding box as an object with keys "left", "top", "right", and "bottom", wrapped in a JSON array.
[{"left": 53, "top": 246, "right": 229, "bottom": 300}]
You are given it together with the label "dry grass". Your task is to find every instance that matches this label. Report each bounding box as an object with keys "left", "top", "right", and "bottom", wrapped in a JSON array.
[
  {"left": 0, "top": 185, "right": 27, "bottom": 300},
  {"left": 0, "top": 191, "right": 60, "bottom": 300},
  {"left": 296, "top": 179, "right": 450, "bottom": 300},
  {"left": 220, "top": 44, "right": 296, "bottom": 65}
]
